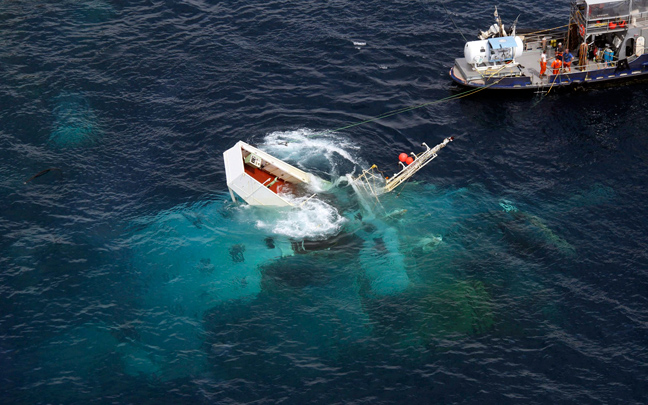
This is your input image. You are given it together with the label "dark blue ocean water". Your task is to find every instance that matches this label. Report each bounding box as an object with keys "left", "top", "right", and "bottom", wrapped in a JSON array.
[{"left": 1, "top": 1, "right": 648, "bottom": 403}]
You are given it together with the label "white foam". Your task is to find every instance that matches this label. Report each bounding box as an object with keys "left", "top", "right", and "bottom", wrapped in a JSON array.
[
  {"left": 259, "top": 128, "right": 364, "bottom": 178},
  {"left": 306, "top": 175, "right": 333, "bottom": 193},
  {"left": 499, "top": 199, "right": 519, "bottom": 213},
  {"left": 253, "top": 193, "right": 346, "bottom": 240},
  {"left": 247, "top": 129, "right": 382, "bottom": 239}
]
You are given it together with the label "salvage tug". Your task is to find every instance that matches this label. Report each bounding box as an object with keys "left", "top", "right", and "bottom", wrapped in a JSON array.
[{"left": 449, "top": 0, "right": 648, "bottom": 90}]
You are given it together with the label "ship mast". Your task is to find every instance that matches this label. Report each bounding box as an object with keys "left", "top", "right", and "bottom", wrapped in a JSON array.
[
  {"left": 495, "top": 7, "right": 505, "bottom": 37},
  {"left": 350, "top": 137, "right": 454, "bottom": 197}
]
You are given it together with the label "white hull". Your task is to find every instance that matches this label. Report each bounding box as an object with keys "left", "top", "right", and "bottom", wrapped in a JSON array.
[{"left": 223, "top": 141, "right": 312, "bottom": 206}]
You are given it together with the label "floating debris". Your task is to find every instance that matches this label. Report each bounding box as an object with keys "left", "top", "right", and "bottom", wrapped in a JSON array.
[
  {"left": 23, "top": 167, "right": 62, "bottom": 184},
  {"left": 229, "top": 243, "right": 246, "bottom": 263}
]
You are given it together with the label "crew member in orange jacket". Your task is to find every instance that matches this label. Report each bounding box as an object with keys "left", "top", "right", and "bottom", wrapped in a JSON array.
[
  {"left": 551, "top": 58, "right": 562, "bottom": 75},
  {"left": 539, "top": 51, "right": 547, "bottom": 76}
]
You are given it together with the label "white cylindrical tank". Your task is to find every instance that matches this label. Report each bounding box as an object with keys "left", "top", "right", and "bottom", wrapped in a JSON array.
[
  {"left": 464, "top": 40, "right": 489, "bottom": 65},
  {"left": 514, "top": 36, "right": 524, "bottom": 58}
]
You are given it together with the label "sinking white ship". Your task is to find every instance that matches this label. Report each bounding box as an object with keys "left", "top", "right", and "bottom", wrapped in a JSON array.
[
  {"left": 224, "top": 137, "right": 454, "bottom": 296},
  {"left": 224, "top": 137, "right": 454, "bottom": 206},
  {"left": 223, "top": 141, "right": 314, "bottom": 206}
]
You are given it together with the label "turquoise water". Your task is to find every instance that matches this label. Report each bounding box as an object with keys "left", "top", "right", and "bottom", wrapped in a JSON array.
[{"left": 99, "top": 129, "right": 608, "bottom": 385}]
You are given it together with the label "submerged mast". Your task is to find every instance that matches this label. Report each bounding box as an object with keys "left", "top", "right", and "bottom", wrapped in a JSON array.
[
  {"left": 350, "top": 137, "right": 454, "bottom": 196},
  {"left": 385, "top": 137, "right": 453, "bottom": 192}
]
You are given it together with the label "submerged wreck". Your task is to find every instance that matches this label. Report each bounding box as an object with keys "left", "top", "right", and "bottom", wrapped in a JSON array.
[
  {"left": 223, "top": 137, "right": 454, "bottom": 296},
  {"left": 450, "top": 0, "right": 648, "bottom": 90}
]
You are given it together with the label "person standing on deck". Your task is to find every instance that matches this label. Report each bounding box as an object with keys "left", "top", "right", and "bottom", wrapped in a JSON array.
[
  {"left": 563, "top": 49, "right": 573, "bottom": 72},
  {"left": 555, "top": 42, "right": 564, "bottom": 61},
  {"left": 539, "top": 51, "right": 547, "bottom": 76},
  {"left": 551, "top": 57, "right": 562, "bottom": 75},
  {"left": 603, "top": 46, "right": 614, "bottom": 66},
  {"left": 579, "top": 42, "right": 588, "bottom": 71},
  {"left": 595, "top": 46, "right": 603, "bottom": 62}
]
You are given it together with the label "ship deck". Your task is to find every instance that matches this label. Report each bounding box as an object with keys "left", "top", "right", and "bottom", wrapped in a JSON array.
[{"left": 452, "top": 45, "right": 645, "bottom": 89}]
